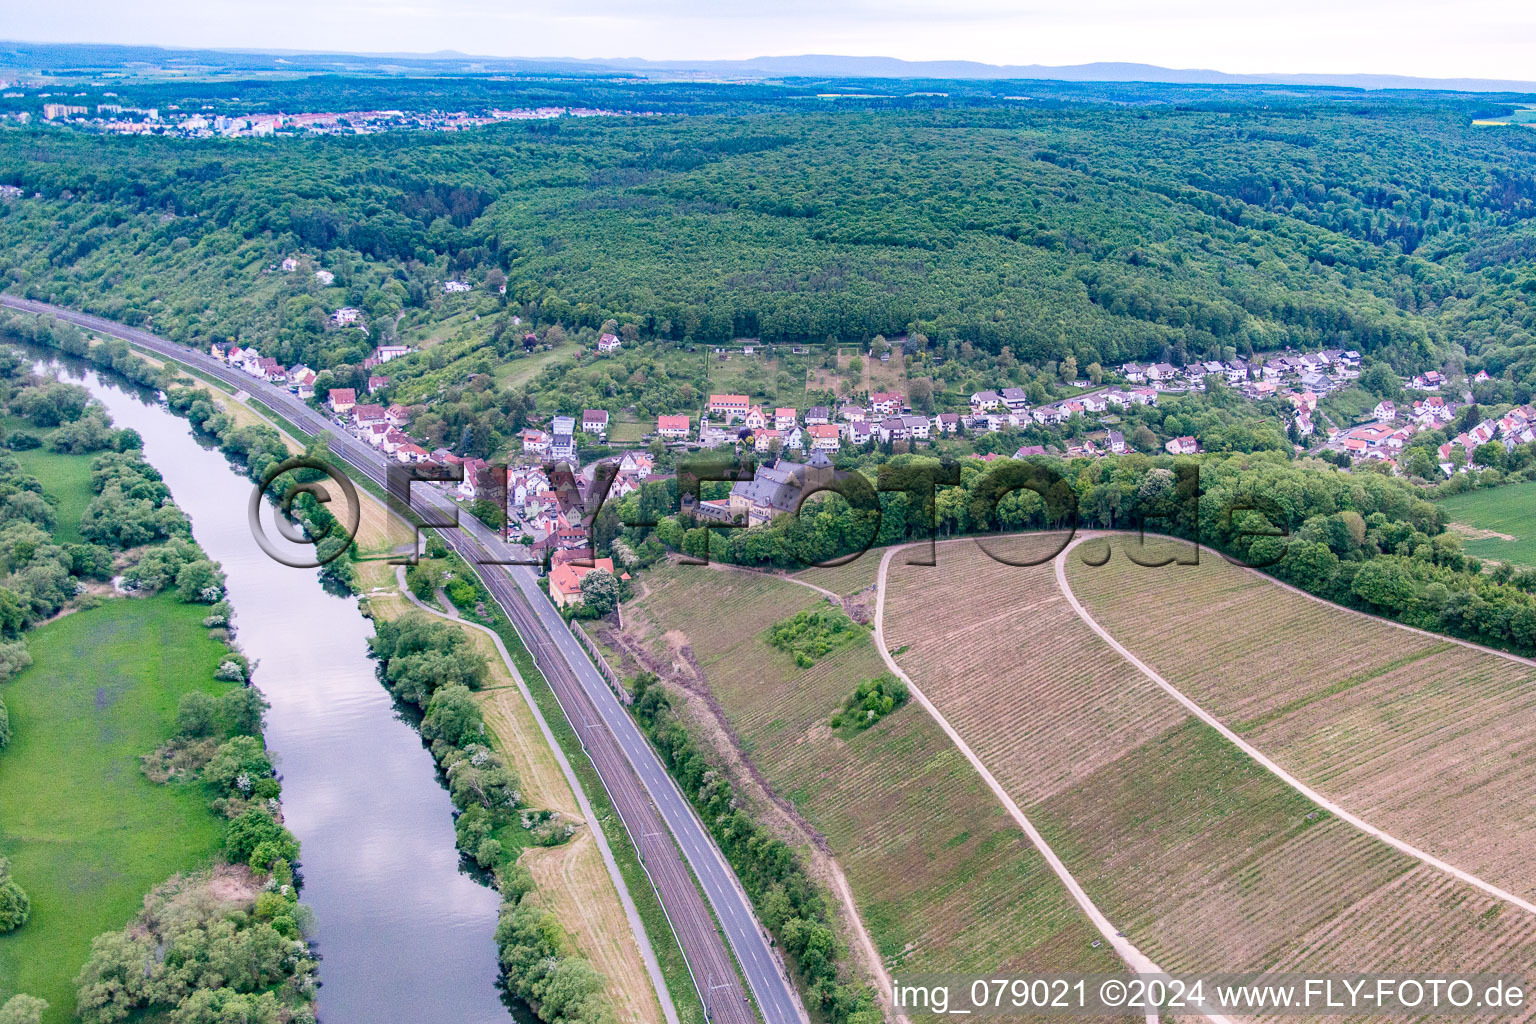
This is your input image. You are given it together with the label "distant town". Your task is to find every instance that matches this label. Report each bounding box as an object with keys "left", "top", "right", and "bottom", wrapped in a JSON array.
[{"left": 5, "top": 98, "right": 650, "bottom": 136}]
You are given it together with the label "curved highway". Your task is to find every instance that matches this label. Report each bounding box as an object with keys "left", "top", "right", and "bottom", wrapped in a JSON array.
[{"left": 1, "top": 295, "right": 806, "bottom": 1024}]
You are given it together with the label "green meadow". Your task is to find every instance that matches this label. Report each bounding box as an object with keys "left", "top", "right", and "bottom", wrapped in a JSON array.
[
  {"left": 11, "top": 447, "right": 96, "bottom": 545},
  {"left": 1438, "top": 480, "right": 1536, "bottom": 568},
  {"left": 0, "top": 595, "right": 234, "bottom": 1022}
]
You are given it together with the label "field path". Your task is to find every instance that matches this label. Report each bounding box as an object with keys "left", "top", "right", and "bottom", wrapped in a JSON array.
[
  {"left": 701, "top": 561, "right": 907, "bottom": 1024},
  {"left": 872, "top": 547, "right": 1224, "bottom": 1024},
  {"left": 1053, "top": 533, "right": 1536, "bottom": 920},
  {"left": 396, "top": 567, "right": 679, "bottom": 1024}
]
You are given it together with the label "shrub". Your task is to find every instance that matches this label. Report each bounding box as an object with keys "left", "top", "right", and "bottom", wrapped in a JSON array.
[
  {"left": 766, "top": 608, "right": 861, "bottom": 667},
  {"left": 0, "top": 858, "right": 30, "bottom": 933},
  {"left": 0, "top": 640, "right": 29, "bottom": 683},
  {"left": 174, "top": 691, "right": 221, "bottom": 738},
  {"left": 830, "top": 674, "right": 909, "bottom": 732},
  {"left": 0, "top": 994, "right": 47, "bottom": 1024},
  {"left": 0, "top": 695, "right": 9, "bottom": 750},
  {"left": 224, "top": 809, "right": 299, "bottom": 867}
]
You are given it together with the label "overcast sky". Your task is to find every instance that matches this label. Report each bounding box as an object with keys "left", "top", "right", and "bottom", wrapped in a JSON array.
[{"left": 9, "top": 0, "right": 1536, "bottom": 81}]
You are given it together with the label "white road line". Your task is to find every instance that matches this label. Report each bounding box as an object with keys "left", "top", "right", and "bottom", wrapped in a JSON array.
[
  {"left": 1055, "top": 532, "right": 1536, "bottom": 918},
  {"left": 874, "top": 546, "right": 1227, "bottom": 1024}
]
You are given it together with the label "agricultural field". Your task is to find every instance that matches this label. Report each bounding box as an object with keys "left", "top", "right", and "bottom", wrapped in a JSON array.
[
  {"left": 0, "top": 595, "right": 235, "bottom": 1020},
  {"left": 881, "top": 535, "right": 1536, "bottom": 991},
  {"left": 615, "top": 562, "right": 1128, "bottom": 997},
  {"left": 1064, "top": 533, "right": 1536, "bottom": 905},
  {"left": 1437, "top": 481, "right": 1536, "bottom": 568},
  {"left": 792, "top": 554, "right": 881, "bottom": 600}
]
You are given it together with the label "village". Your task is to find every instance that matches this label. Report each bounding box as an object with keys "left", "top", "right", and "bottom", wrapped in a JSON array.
[{"left": 206, "top": 323, "right": 1516, "bottom": 612}]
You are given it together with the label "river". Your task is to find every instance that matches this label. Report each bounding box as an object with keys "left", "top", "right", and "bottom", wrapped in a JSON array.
[{"left": 59, "top": 360, "right": 516, "bottom": 1024}]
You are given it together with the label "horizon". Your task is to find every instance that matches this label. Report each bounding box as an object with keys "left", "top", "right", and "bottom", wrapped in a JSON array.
[
  {"left": 3, "top": 0, "right": 1535, "bottom": 84},
  {"left": 6, "top": 39, "right": 1536, "bottom": 94}
]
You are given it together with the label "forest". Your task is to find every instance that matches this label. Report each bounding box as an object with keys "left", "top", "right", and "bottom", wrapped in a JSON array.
[{"left": 2, "top": 80, "right": 1536, "bottom": 402}]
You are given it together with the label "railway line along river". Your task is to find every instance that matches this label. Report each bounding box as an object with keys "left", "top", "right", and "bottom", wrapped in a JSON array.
[{"left": 57, "top": 356, "right": 517, "bottom": 1024}]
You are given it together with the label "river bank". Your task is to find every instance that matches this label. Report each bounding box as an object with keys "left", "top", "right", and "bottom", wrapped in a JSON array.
[{"left": 31, "top": 349, "right": 516, "bottom": 1023}]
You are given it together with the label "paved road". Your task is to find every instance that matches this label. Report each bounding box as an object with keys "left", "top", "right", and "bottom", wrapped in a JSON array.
[{"left": 2, "top": 295, "right": 806, "bottom": 1024}]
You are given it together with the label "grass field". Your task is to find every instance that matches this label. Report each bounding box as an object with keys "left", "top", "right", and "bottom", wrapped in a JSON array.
[
  {"left": 619, "top": 563, "right": 1125, "bottom": 998},
  {"left": 0, "top": 595, "right": 235, "bottom": 1022},
  {"left": 1065, "top": 533, "right": 1536, "bottom": 905},
  {"left": 11, "top": 447, "right": 95, "bottom": 545},
  {"left": 1437, "top": 481, "right": 1536, "bottom": 567},
  {"left": 882, "top": 535, "right": 1536, "bottom": 992}
]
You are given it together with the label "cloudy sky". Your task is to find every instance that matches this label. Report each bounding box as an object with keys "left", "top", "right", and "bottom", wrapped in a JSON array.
[{"left": 9, "top": 0, "right": 1536, "bottom": 81}]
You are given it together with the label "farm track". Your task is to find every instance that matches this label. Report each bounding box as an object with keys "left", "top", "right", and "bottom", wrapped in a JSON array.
[
  {"left": 872, "top": 544, "right": 1207, "bottom": 1024},
  {"left": 1058, "top": 532, "right": 1536, "bottom": 917},
  {"left": 878, "top": 533, "right": 1536, "bottom": 1021}
]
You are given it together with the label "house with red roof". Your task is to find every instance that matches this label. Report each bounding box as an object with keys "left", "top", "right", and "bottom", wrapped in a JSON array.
[{"left": 548, "top": 556, "right": 616, "bottom": 609}]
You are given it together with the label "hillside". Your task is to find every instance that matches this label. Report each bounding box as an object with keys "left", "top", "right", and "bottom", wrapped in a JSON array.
[
  {"left": 1064, "top": 533, "right": 1536, "bottom": 904},
  {"left": 879, "top": 535, "right": 1536, "bottom": 995},
  {"left": 4, "top": 88, "right": 1536, "bottom": 394},
  {"left": 597, "top": 562, "right": 1130, "bottom": 1013}
]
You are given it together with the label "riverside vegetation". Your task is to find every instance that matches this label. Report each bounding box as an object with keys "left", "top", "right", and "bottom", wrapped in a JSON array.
[{"left": 0, "top": 346, "right": 314, "bottom": 1023}]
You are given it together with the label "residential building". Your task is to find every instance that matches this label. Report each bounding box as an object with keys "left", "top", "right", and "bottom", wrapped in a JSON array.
[
  {"left": 656, "top": 414, "right": 690, "bottom": 440},
  {"left": 548, "top": 557, "right": 618, "bottom": 609},
  {"left": 1165, "top": 436, "right": 1199, "bottom": 455},
  {"left": 597, "top": 333, "right": 622, "bottom": 352},
  {"left": 775, "top": 407, "right": 797, "bottom": 431},
  {"left": 999, "top": 387, "right": 1030, "bottom": 410},
  {"left": 550, "top": 416, "right": 577, "bottom": 462},
  {"left": 709, "top": 394, "right": 750, "bottom": 422},
  {"left": 804, "top": 406, "right": 830, "bottom": 426},
  {"left": 970, "top": 390, "right": 1002, "bottom": 411},
  {"left": 582, "top": 409, "right": 610, "bottom": 437},
  {"left": 807, "top": 423, "right": 841, "bottom": 452},
  {"left": 327, "top": 388, "right": 357, "bottom": 415},
  {"left": 869, "top": 391, "right": 904, "bottom": 415},
  {"left": 521, "top": 429, "right": 551, "bottom": 455}
]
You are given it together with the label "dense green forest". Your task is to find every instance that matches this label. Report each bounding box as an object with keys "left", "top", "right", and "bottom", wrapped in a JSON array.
[{"left": 3, "top": 82, "right": 1536, "bottom": 395}]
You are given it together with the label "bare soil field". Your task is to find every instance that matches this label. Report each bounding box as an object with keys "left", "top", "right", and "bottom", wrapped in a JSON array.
[
  {"left": 1065, "top": 534, "right": 1536, "bottom": 903},
  {"left": 624, "top": 563, "right": 1127, "bottom": 988},
  {"left": 881, "top": 535, "right": 1536, "bottom": 1001}
]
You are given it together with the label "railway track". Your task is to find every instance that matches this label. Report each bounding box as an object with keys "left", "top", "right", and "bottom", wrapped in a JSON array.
[{"left": 1, "top": 295, "right": 804, "bottom": 1024}]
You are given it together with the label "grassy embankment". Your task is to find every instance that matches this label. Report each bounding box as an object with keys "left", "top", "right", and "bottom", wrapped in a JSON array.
[{"left": 349, "top": 494, "right": 678, "bottom": 1024}]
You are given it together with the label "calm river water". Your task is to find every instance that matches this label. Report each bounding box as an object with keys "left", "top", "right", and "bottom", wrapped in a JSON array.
[{"left": 62, "top": 362, "right": 515, "bottom": 1024}]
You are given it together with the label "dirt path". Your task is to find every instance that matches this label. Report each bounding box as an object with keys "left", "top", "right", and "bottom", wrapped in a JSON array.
[
  {"left": 396, "top": 568, "right": 679, "bottom": 1024},
  {"left": 1053, "top": 533, "right": 1536, "bottom": 920},
  {"left": 872, "top": 546, "right": 1216, "bottom": 1024}
]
